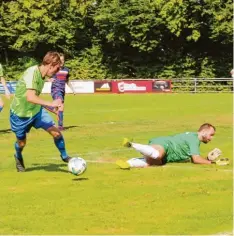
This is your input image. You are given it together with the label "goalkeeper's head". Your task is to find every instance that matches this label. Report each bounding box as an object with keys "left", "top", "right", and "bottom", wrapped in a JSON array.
[{"left": 198, "top": 123, "right": 216, "bottom": 144}]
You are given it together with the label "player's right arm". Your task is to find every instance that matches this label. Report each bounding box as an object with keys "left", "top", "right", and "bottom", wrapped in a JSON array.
[
  {"left": 191, "top": 155, "right": 212, "bottom": 164},
  {"left": 26, "top": 89, "right": 60, "bottom": 108}
]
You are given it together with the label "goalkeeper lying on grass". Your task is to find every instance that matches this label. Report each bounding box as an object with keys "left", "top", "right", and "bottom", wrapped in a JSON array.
[{"left": 116, "top": 123, "right": 229, "bottom": 169}]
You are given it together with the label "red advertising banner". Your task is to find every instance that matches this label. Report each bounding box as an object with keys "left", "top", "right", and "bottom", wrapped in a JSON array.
[{"left": 112, "top": 80, "right": 153, "bottom": 93}]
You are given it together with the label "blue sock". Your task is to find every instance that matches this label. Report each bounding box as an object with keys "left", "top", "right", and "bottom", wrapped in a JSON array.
[
  {"left": 0, "top": 106, "right": 3, "bottom": 112},
  {"left": 58, "top": 111, "right": 64, "bottom": 127},
  {"left": 14, "top": 142, "right": 23, "bottom": 159},
  {"left": 54, "top": 135, "right": 67, "bottom": 159}
]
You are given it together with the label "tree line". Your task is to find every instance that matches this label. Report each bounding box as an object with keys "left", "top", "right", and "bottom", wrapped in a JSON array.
[{"left": 0, "top": 0, "right": 232, "bottom": 80}]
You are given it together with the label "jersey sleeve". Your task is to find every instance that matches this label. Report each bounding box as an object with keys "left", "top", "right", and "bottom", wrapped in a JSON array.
[
  {"left": 24, "top": 68, "right": 39, "bottom": 91},
  {"left": 186, "top": 135, "right": 200, "bottom": 156}
]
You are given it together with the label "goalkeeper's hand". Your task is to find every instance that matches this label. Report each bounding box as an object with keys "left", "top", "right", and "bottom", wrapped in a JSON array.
[
  {"left": 207, "top": 148, "right": 222, "bottom": 161},
  {"left": 213, "top": 158, "right": 229, "bottom": 166}
]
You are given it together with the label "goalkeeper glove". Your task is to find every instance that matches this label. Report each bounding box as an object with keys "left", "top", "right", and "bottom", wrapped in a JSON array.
[{"left": 207, "top": 148, "right": 222, "bottom": 161}]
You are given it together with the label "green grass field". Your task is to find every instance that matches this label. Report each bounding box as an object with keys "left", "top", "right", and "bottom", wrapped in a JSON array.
[{"left": 0, "top": 93, "right": 233, "bottom": 235}]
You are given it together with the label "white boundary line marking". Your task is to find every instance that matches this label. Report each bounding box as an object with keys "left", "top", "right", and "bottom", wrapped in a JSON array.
[{"left": 48, "top": 157, "right": 232, "bottom": 172}]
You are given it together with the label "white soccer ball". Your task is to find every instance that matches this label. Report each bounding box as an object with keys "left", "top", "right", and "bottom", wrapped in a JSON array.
[{"left": 68, "top": 157, "right": 87, "bottom": 176}]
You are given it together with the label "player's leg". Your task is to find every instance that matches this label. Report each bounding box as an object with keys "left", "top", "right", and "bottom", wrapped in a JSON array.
[
  {"left": 118, "top": 138, "right": 166, "bottom": 169},
  {"left": 116, "top": 157, "right": 149, "bottom": 169},
  {"left": 52, "top": 92, "right": 64, "bottom": 130},
  {"left": 10, "top": 111, "right": 33, "bottom": 172},
  {"left": 116, "top": 153, "right": 165, "bottom": 169},
  {"left": 47, "top": 126, "right": 71, "bottom": 162},
  {"left": 57, "top": 101, "right": 64, "bottom": 130},
  {"left": 123, "top": 138, "right": 164, "bottom": 160},
  {"left": 14, "top": 139, "right": 26, "bottom": 172},
  {"left": 34, "top": 108, "right": 71, "bottom": 162},
  {"left": 0, "top": 96, "right": 4, "bottom": 112}
]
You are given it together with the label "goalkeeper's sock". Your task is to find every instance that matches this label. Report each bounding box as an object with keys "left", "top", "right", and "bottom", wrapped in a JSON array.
[
  {"left": 54, "top": 135, "right": 67, "bottom": 160},
  {"left": 14, "top": 142, "right": 24, "bottom": 159},
  {"left": 131, "top": 143, "right": 159, "bottom": 159},
  {"left": 0, "top": 106, "right": 3, "bottom": 112},
  {"left": 127, "top": 157, "right": 148, "bottom": 168},
  {"left": 58, "top": 111, "right": 64, "bottom": 127}
]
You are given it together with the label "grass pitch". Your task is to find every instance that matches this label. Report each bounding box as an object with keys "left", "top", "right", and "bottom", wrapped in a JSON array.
[{"left": 0, "top": 93, "right": 232, "bottom": 235}]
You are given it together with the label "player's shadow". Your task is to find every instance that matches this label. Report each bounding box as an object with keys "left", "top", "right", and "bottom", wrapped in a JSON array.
[
  {"left": 72, "top": 177, "right": 89, "bottom": 181},
  {"left": 63, "top": 125, "right": 79, "bottom": 130},
  {"left": 26, "top": 163, "right": 68, "bottom": 173},
  {"left": 0, "top": 128, "right": 12, "bottom": 134}
]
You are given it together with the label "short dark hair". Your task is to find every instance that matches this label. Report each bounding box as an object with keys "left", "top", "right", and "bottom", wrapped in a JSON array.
[
  {"left": 42, "top": 51, "right": 61, "bottom": 66},
  {"left": 198, "top": 123, "right": 216, "bottom": 132}
]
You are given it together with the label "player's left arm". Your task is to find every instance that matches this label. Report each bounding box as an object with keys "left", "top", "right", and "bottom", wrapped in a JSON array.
[
  {"left": 66, "top": 81, "right": 76, "bottom": 95},
  {"left": 66, "top": 71, "right": 76, "bottom": 95}
]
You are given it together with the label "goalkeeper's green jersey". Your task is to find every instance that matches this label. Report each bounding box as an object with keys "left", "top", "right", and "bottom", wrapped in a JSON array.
[{"left": 149, "top": 132, "right": 200, "bottom": 163}]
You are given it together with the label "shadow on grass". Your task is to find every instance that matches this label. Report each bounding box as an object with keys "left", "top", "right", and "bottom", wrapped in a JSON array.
[
  {"left": 0, "top": 128, "right": 12, "bottom": 134},
  {"left": 26, "top": 163, "right": 68, "bottom": 173},
  {"left": 72, "top": 177, "right": 89, "bottom": 181},
  {"left": 63, "top": 125, "right": 79, "bottom": 130}
]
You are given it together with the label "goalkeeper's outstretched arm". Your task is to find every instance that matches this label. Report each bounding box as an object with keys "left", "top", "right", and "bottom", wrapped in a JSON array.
[{"left": 191, "top": 155, "right": 212, "bottom": 164}]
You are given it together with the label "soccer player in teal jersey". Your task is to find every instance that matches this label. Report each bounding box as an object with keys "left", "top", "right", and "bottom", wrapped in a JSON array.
[
  {"left": 116, "top": 123, "right": 228, "bottom": 169},
  {"left": 0, "top": 63, "right": 10, "bottom": 113},
  {"left": 10, "top": 51, "right": 72, "bottom": 172}
]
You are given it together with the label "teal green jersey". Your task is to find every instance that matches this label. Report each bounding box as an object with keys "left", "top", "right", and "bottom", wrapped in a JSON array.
[
  {"left": 0, "top": 63, "right": 4, "bottom": 77},
  {"left": 10, "top": 65, "right": 45, "bottom": 117},
  {"left": 149, "top": 132, "right": 201, "bottom": 163}
]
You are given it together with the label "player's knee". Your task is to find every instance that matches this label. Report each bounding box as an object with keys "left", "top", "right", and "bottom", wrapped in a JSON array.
[
  {"left": 18, "top": 140, "right": 26, "bottom": 148},
  {"left": 145, "top": 157, "right": 163, "bottom": 166},
  {"left": 53, "top": 131, "right": 62, "bottom": 139}
]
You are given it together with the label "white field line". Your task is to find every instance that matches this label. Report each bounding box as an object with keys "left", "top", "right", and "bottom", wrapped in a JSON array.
[{"left": 48, "top": 152, "right": 233, "bottom": 173}]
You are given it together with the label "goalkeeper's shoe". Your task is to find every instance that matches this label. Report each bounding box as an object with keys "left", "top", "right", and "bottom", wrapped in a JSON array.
[
  {"left": 122, "top": 138, "right": 132, "bottom": 148},
  {"left": 14, "top": 155, "right": 25, "bottom": 172},
  {"left": 215, "top": 158, "right": 229, "bottom": 166},
  {"left": 116, "top": 160, "right": 131, "bottom": 169}
]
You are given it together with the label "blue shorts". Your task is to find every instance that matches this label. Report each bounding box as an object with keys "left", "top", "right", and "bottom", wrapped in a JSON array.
[
  {"left": 51, "top": 91, "right": 65, "bottom": 102},
  {"left": 10, "top": 108, "right": 55, "bottom": 140}
]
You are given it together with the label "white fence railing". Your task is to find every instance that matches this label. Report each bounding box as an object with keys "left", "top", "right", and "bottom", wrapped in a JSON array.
[
  {"left": 0, "top": 78, "right": 233, "bottom": 94},
  {"left": 170, "top": 78, "right": 233, "bottom": 93}
]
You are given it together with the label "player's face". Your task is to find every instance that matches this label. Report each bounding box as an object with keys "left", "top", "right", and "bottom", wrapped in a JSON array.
[
  {"left": 201, "top": 127, "right": 215, "bottom": 143},
  {"left": 60, "top": 56, "right": 65, "bottom": 67},
  {"left": 46, "top": 63, "right": 61, "bottom": 77}
]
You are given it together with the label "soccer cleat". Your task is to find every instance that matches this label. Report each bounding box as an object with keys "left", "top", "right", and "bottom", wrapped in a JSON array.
[
  {"left": 215, "top": 158, "right": 229, "bottom": 166},
  {"left": 122, "top": 138, "right": 132, "bottom": 148},
  {"left": 61, "top": 156, "right": 72, "bottom": 163},
  {"left": 14, "top": 155, "right": 25, "bottom": 172},
  {"left": 116, "top": 160, "right": 131, "bottom": 169}
]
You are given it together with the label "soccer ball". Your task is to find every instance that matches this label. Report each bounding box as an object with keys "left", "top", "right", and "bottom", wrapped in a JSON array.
[{"left": 68, "top": 157, "right": 87, "bottom": 176}]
